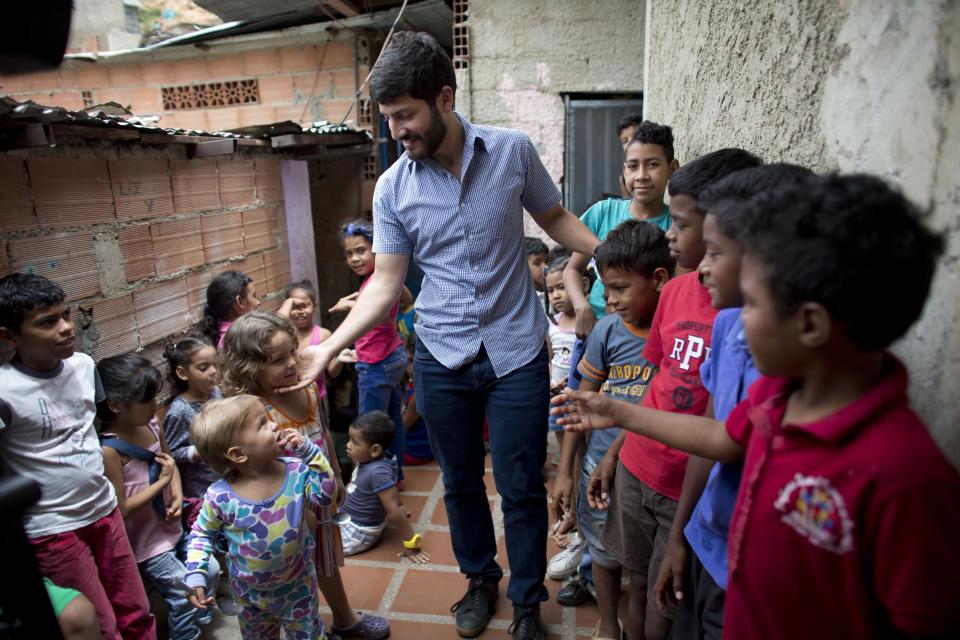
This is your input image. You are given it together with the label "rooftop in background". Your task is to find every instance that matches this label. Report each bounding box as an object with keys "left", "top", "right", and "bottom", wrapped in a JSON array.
[
  {"left": 69, "top": 0, "right": 451, "bottom": 60},
  {"left": 0, "top": 96, "right": 373, "bottom": 159}
]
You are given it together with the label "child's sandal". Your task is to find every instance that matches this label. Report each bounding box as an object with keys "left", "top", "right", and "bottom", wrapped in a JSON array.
[{"left": 331, "top": 612, "right": 390, "bottom": 639}]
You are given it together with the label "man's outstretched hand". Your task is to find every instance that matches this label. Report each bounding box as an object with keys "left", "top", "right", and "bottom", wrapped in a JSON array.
[
  {"left": 550, "top": 389, "right": 618, "bottom": 432},
  {"left": 274, "top": 343, "right": 333, "bottom": 394}
]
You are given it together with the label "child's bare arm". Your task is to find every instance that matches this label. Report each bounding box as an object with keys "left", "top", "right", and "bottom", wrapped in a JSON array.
[
  {"left": 379, "top": 486, "right": 429, "bottom": 564},
  {"left": 553, "top": 390, "right": 744, "bottom": 463},
  {"left": 158, "top": 428, "right": 183, "bottom": 521},
  {"left": 103, "top": 446, "right": 174, "bottom": 518},
  {"left": 563, "top": 251, "right": 596, "bottom": 339},
  {"left": 402, "top": 393, "right": 420, "bottom": 432}
]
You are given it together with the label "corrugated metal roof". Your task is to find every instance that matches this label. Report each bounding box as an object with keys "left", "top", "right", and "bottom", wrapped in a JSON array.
[{"left": 0, "top": 96, "right": 372, "bottom": 154}]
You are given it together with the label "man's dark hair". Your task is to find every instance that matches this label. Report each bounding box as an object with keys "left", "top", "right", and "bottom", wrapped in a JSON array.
[
  {"left": 629, "top": 120, "right": 676, "bottom": 162},
  {"left": 369, "top": 31, "right": 457, "bottom": 105},
  {"left": 352, "top": 410, "right": 396, "bottom": 450},
  {"left": 740, "top": 173, "right": 944, "bottom": 350},
  {"left": 0, "top": 273, "right": 66, "bottom": 332},
  {"left": 595, "top": 220, "right": 675, "bottom": 277},
  {"left": 524, "top": 236, "right": 549, "bottom": 257},
  {"left": 617, "top": 113, "right": 645, "bottom": 136},
  {"left": 96, "top": 353, "right": 163, "bottom": 425},
  {"left": 700, "top": 163, "right": 815, "bottom": 237},
  {"left": 667, "top": 148, "right": 763, "bottom": 204}
]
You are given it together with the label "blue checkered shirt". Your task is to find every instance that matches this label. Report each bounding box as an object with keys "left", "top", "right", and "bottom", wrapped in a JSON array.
[{"left": 372, "top": 113, "right": 561, "bottom": 377}]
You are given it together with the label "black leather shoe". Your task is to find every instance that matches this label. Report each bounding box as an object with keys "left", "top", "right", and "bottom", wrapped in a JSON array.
[
  {"left": 508, "top": 605, "right": 546, "bottom": 640},
  {"left": 451, "top": 576, "right": 498, "bottom": 637},
  {"left": 556, "top": 576, "right": 595, "bottom": 606}
]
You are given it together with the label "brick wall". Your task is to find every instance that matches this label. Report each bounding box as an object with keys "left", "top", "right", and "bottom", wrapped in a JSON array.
[
  {"left": 0, "top": 37, "right": 361, "bottom": 131},
  {"left": 0, "top": 148, "right": 292, "bottom": 362}
]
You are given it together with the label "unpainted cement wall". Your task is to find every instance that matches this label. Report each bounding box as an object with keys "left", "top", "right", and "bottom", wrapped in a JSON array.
[
  {"left": 644, "top": 0, "right": 960, "bottom": 465},
  {"left": 462, "top": 0, "right": 645, "bottom": 235}
]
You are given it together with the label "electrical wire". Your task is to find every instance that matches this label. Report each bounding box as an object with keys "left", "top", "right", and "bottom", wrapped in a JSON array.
[{"left": 338, "top": 0, "right": 410, "bottom": 127}]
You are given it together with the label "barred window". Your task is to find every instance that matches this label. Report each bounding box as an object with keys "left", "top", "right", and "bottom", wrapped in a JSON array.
[{"left": 161, "top": 80, "right": 260, "bottom": 110}]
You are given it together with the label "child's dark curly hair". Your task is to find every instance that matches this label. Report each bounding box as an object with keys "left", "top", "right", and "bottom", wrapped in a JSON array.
[{"left": 739, "top": 173, "right": 944, "bottom": 350}]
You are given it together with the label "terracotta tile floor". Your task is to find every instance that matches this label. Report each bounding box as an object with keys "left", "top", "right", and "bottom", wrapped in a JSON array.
[{"left": 203, "top": 452, "right": 622, "bottom": 639}]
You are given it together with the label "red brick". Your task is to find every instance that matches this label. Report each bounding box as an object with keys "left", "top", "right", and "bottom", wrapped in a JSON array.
[
  {"left": 239, "top": 253, "right": 266, "bottom": 294},
  {"left": 186, "top": 263, "right": 233, "bottom": 321},
  {"left": 273, "top": 104, "right": 309, "bottom": 126},
  {"left": 202, "top": 212, "right": 245, "bottom": 263},
  {"left": 140, "top": 61, "right": 174, "bottom": 85},
  {"left": 106, "top": 63, "right": 142, "bottom": 87},
  {"left": 238, "top": 105, "right": 277, "bottom": 127},
  {"left": 242, "top": 207, "right": 278, "bottom": 253},
  {"left": 58, "top": 67, "right": 80, "bottom": 89},
  {"left": 255, "top": 159, "right": 283, "bottom": 203},
  {"left": 133, "top": 279, "right": 192, "bottom": 346},
  {"left": 0, "top": 159, "right": 36, "bottom": 232},
  {"left": 171, "top": 160, "right": 220, "bottom": 213},
  {"left": 151, "top": 217, "right": 205, "bottom": 276},
  {"left": 278, "top": 46, "right": 317, "bottom": 72},
  {"left": 117, "top": 225, "right": 155, "bottom": 281},
  {"left": 242, "top": 48, "right": 280, "bottom": 76},
  {"left": 172, "top": 58, "right": 208, "bottom": 84},
  {"left": 75, "top": 63, "right": 110, "bottom": 89},
  {"left": 9, "top": 232, "right": 99, "bottom": 301},
  {"left": 217, "top": 159, "right": 256, "bottom": 206},
  {"left": 257, "top": 75, "right": 294, "bottom": 104},
  {"left": 89, "top": 294, "right": 138, "bottom": 359},
  {"left": 316, "top": 99, "right": 355, "bottom": 125},
  {"left": 262, "top": 247, "right": 291, "bottom": 294},
  {"left": 207, "top": 106, "right": 243, "bottom": 132},
  {"left": 28, "top": 158, "right": 115, "bottom": 227},
  {"left": 0, "top": 73, "right": 33, "bottom": 94},
  {"left": 318, "top": 40, "right": 355, "bottom": 69},
  {"left": 109, "top": 159, "right": 174, "bottom": 220},
  {"left": 330, "top": 68, "right": 357, "bottom": 98},
  {"left": 52, "top": 92, "right": 86, "bottom": 111},
  {"left": 98, "top": 86, "right": 134, "bottom": 109},
  {"left": 166, "top": 110, "right": 209, "bottom": 132},
  {"left": 29, "top": 70, "right": 61, "bottom": 91},
  {"left": 128, "top": 86, "right": 164, "bottom": 114},
  {"left": 206, "top": 55, "right": 244, "bottom": 80}
]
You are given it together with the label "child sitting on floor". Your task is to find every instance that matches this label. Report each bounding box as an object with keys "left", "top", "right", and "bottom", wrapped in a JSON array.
[
  {"left": 554, "top": 174, "right": 960, "bottom": 638},
  {"left": 0, "top": 273, "right": 155, "bottom": 639},
  {"left": 337, "top": 410, "right": 429, "bottom": 562},
  {"left": 98, "top": 353, "right": 219, "bottom": 640},
  {"left": 185, "top": 395, "right": 336, "bottom": 639}
]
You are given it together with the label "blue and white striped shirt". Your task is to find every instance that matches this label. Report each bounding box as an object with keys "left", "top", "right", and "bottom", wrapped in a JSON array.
[{"left": 372, "top": 113, "right": 561, "bottom": 377}]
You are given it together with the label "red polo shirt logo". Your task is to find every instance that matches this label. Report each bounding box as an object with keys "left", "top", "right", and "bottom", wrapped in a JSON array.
[{"left": 774, "top": 473, "right": 854, "bottom": 555}]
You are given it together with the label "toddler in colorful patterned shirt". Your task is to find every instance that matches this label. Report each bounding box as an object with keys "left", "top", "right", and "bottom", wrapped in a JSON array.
[{"left": 184, "top": 394, "right": 336, "bottom": 640}]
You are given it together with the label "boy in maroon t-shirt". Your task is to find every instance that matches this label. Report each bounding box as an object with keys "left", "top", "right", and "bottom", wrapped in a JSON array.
[
  {"left": 590, "top": 149, "right": 760, "bottom": 640},
  {"left": 557, "top": 174, "right": 960, "bottom": 639}
]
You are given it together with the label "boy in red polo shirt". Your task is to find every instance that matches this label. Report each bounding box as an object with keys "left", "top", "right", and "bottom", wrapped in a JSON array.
[
  {"left": 556, "top": 174, "right": 960, "bottom": 638},
  {"left": 592, "top": 148, "right": 760, "bottom": 640}
]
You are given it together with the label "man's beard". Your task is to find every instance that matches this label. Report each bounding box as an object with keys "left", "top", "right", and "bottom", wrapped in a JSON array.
[{"left": 404, "top": 105, "right": 447, "bottom": 160}]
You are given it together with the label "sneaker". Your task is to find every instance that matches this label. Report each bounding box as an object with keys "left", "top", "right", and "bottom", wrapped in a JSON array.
[
  {"left": 546, "top": 534, "right": 583, "bottom": 580},
  {"left": 508, "top": 605, "right": 546, "bottom": 640},
  {"left": 450, "top": 576, "right": 498, "bottom": 637},
  {"left": 555, "top": 576, "right": 595, "bottom": 606}
]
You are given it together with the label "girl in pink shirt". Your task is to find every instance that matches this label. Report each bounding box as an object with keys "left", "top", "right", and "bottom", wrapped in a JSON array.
[
  {"left": 98, "top": 354, "right": 219, "bottom": 640},
  {"left": 331, "top": 219, "right": 413, "bottom": 481}
]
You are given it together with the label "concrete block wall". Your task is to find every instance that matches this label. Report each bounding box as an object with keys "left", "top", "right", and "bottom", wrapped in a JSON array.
[
  {"left": 0, "top": 36, "right": 360, "bottom": 130},
  {"left": 0, "top": 146, "right": 292, "bottom": 363}
]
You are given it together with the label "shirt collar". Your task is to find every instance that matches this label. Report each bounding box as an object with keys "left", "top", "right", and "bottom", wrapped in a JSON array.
[
  {"left": 405, "top": 111, "right": 487, "bottom": 173},
  {"left": 762, "top": 355, "right": 909, "bottom": 444}
]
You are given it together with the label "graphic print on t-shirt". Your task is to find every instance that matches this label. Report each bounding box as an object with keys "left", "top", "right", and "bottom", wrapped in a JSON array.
[
  {"left": 774, "top": 473, "right": 854, "bottom": 555},
  {"left": 665, "top": 321, "right": 712, "bottom": 411}
]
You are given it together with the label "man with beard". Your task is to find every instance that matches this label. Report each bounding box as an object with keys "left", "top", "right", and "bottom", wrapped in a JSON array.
[{"left": 285, "top": 31, "right": 598, "bottom": 640}]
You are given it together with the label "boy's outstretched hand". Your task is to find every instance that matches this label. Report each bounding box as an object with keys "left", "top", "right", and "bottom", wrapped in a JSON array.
[
  {"left": 399, "top": 547, "right": 430, "bottom": 564},
  {"left": 550, "top": 389, "right": 618, "bottom": 431},
  {"left": 188, "top": 586, "right": 214, "bottom": 610}
]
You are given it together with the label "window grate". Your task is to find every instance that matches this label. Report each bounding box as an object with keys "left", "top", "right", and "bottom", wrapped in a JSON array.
[
  {"left": 452, "top": 0, "right": 469, "bottom": 70},
  {"left": 363, "top": 154, "right": 377, "bottom": 180},
  {"left": 358, "top": 98, "right": 373, "bottom": 128},
  {"left": 81, "top": 90, "right": 94, "bottom": 108},
  {"left": 161, "top": 80, "right": 260, "bottom": 110}
]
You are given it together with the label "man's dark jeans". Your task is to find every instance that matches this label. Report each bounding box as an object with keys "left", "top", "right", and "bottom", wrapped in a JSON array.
[{"left": 413, "top": 339, "right": 549, "bottom": 606}]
